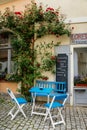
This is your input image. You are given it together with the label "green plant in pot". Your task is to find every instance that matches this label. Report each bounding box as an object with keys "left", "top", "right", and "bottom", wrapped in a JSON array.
[{"left": 74, "top": 76, "right": 87, "bottom": 87}]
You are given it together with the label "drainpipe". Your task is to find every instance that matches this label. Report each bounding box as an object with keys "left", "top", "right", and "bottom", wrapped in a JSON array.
[{"left": 69, "top": 45, "right": 74, "bottom": 106}]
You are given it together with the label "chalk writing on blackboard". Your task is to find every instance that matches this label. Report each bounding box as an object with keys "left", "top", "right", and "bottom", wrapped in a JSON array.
[{"left": 56, "top": 54, "right": 68, "bottom": 84}]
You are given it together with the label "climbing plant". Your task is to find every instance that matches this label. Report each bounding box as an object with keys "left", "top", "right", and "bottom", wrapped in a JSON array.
[
  {"left": 0, "top": 1, "right": 72, "bottom": 99},
  {"left": 35, "top": 41, "right": 60, "bottom": 76}
]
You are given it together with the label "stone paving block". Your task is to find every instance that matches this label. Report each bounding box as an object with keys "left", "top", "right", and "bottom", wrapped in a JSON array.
[{"left": 0, "top": 95, "right": 87, "bottom": 130}]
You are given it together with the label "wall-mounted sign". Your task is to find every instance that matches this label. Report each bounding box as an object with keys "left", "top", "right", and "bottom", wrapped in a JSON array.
[
  {"left": 56, "top": 54, "right": 68, "bottom": 91},
  {"left": 71, "top": 33, "right": 87, "bottom": 44}
]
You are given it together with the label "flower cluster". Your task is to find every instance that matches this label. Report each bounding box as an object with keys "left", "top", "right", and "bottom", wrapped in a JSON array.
[
  {"left": 46, "top": 7, "right": 54, "bottom": 12},
  {"left": 46, "top": 7, "right": 59, "bottom": 16}
]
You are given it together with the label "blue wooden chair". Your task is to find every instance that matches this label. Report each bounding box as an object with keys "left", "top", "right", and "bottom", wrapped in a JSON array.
[
  {"left": 35, "top": 80, "right": 67, "bottom": 94},
  {"left": 35, "top": 80, "right": 67, "bottom": 103},
  {"left": 54, "top": 81, "right": 66, "bottom": 93},
  {"left": 7, "top": 88, "right": 28, "bottom": 120},
  {"left": 44, "top": 93, "right": 69, "bottom": 129}
]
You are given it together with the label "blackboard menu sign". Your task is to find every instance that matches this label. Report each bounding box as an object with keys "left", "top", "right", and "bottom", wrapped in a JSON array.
[{"left": 56, "top": 54, "right": 68, "bottom": 88}]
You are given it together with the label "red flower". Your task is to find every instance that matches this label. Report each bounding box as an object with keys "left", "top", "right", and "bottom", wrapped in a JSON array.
[
  {"left": 56, "top": 34, "right": 60, "bottom": 38},
  {"left": 72, "top": 27, "right": 74, "bottom": 30},
  {"left": 34, "top": 2, "right": 36, "bottom": 5},
  {"left": 51, "top": 32, "right": 54, "bottom": 34},
  {"left": 36, "top": 63, "right": 41, "bottom": 67},
  {"left": 42, "top": 77, "right": 48, "bottom": 80},
  {"left": 46, "top": 7, "right": 54, "bottom": 12},
  {"left": 51, "top": 56, "right": 56, "bottom": 60},
  {"left": 39, "top": 11, "right": 43, "bottom": 15},
  {"left": 14, "top": 12, "right": 21, "bottom": 15},
  {"left": 39, "top": 5, "right": 42, "bottom": 9},
  {"left": 56, "top": 11, "right": 59, "bottom": 15}
]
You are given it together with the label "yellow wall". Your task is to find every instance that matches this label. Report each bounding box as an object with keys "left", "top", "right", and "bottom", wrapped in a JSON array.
[
  {"left": 0, "top": 81, "right": 18, "bottom": 93},
  {"left": 36, "top": 0, "right": 87, "bottom": 19},
  {"left": 1, "top": 0, "right": 87, "bottom": 18},
  {"left": 35, "top": 0, "right": 87, "bottom": 44},
  {"left": 71, "top": 23, "right": 87, "bottom": 33},
  {"left": 0, "top": 0, "right": 87, "bottom": 45},
  {"left": 0, "top": 0, "right": 87, "bottom": 82},
  {"left": 0, "top": 0, "right": 34, "bottom": 12}
]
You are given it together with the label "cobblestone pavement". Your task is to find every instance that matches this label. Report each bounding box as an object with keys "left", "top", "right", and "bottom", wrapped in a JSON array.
[{"left": 0, "top": 94, "right": 87, "bottom": 130}]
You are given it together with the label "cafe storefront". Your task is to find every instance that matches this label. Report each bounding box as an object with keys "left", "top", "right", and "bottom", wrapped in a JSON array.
[{"left": 55, "top": 33, "right": 87, "bottom": 106}]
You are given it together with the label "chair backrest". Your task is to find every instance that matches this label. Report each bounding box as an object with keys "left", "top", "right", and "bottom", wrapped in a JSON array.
[
  {"left": 35, "top": 80, "right": 66, "bottom": 93},
  {"left": 35, "top": 80, "right": 56, "bottom": 88},
  {"left": 55, "top": 81, "right": 66, "bottom": 93},
  {"left": 7, "top": 88, "right": 15, "bottom": 99},
  {"left": 7, "top": 88, "right": 19, "bottom": 106},
  {"left": 49, "top": 93, "right": 69, "bottom": 109}
]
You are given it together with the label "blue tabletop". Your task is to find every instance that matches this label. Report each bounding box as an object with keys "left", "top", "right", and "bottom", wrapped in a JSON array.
[{"left": 29, "top": 87, "right": 53, "bottom": 94}]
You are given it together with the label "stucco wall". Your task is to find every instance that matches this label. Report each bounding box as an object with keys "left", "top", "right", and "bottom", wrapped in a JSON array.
[
  {"left": 36, "top": 0, "right": 87, "bottom": 19},
  {"left": 71, "top": 23, "right": 87, "bottom": 33},
  {"left": 1, "top": 0, "right": 87, "bottom": 18},
  {"left": 0, "top": 81, "right": 18, "bottom": 93},
  {"left": 0, "top": 0, "right": 86, "bottom": 82},
  {"left": 0, "top": 0, "right": 34, "bottom": 12},
  {"left": 36, "top": 0, "right": 87, "bottom": 44},
  {"left": 0, "top": 0, "right": 87, "bottom": 45}
]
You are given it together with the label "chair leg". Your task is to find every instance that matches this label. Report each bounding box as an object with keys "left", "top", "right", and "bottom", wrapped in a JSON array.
[
  {"left": 49, "top": 111, "right": 55, "bottom": 129},
  {"left": 44, "top": 108, "right": 65, "bottom": 129},
  {"left": 11, "top": 109, "right": 20, "bottom": 120},
  {"left": 58, "top": 108, "right": 65, "bottom": 125},
  {"left": 8, "top": 104, "right": 26, "bottom": 120},
  {"left": 19, "top": 104, "right": 26, "bottom": 118},
  {"left": 8, "top": 105, "right": 17, "bottom": 120},
  {"left": 31, "top": 94, "right": 36, "bottom": 116},
  {"left": 8, "top": 106, "right": 15, "bottom": 116},
  {"left": 44, "top": 108, "right": 49, "bottom": 121},
  {"left": 44, "top": 108, "right": 55, "bottom": 129}
]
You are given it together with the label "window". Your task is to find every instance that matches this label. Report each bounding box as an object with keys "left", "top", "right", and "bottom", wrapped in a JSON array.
[{"left": 0, "top": 34, "right": 13, "bottom": 80}]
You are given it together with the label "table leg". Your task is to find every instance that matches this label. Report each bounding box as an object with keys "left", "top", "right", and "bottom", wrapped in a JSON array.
[
  {"left": 31, "top": 93, "right": 36, "bottom": 116},
  {"left": 47, "top": 95, "right": 49, "bottom": 103}
]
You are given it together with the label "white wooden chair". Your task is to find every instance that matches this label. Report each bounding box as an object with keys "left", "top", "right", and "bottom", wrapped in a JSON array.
[
  {"left": 7, "top": 88, "right": 28, "bottom": 120},
  {"left": 44, "top": 93, "right": 69, "bottom": 129}
]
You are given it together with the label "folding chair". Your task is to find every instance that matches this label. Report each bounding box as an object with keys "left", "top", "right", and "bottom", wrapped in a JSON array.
[
  {"left": 44, "top": 93, "right": 69, "bottom": 129},
  {"left": 7, "top": 88, "right": 28, "bottom": 120}
]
